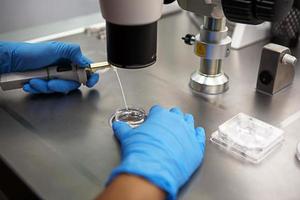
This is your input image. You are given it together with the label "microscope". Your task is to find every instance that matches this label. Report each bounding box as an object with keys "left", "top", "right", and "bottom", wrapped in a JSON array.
[
  {"left": 100, "top": 0, "right": 294, "bottom": 94},
  {"left": 0, "top": 1, "right": 294, "bottom": 92}
]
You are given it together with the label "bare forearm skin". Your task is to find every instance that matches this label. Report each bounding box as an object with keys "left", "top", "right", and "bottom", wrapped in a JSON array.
[{"left": 96, "top": 174, "right": 166, "bottom": 200}]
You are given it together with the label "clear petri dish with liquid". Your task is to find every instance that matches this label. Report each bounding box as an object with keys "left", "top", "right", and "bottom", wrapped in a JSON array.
[{"left": 109, "top": 107, "right": 147, "bottom": 128}]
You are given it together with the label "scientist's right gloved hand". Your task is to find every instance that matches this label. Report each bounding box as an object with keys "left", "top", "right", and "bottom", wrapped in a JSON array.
[
  {"left": 0, "top": 41, "right": 99, "bottom": 94},
  {"left": 110, "top": 105, "right": 206, "bottom": 200}
]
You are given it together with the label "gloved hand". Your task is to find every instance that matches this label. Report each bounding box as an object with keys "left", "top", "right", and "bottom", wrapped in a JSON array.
[
  {"left": 0, "top": 41, "right": 99, "bottom": 94},
  {"left": 110, "top": 105, "right": 206, "bottom": 200}
]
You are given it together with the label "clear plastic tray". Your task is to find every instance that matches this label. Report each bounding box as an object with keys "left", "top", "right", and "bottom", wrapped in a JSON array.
[{"left": 211, "top": 113, "right": 284, "bottom": 164}]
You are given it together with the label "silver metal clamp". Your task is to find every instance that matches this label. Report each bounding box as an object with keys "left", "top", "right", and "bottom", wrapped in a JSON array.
[
  {"left": 184, "top": 16, "right": 232, "bottom": 95},
  {"left": 256, "top": 43, "right": 297, "bottom": 95}
]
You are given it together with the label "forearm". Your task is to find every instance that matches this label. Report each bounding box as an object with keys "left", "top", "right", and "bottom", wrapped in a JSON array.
[{"left": 96, "top": 174, "right": 166, "bottom": 200}]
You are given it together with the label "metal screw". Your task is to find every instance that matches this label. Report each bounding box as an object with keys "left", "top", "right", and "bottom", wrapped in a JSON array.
[
  {"left": 181, "top": 34, "right": 196, "bottom": 45},
  {"left": 282, "top": 54, "right": 297, "bottom": 66}
]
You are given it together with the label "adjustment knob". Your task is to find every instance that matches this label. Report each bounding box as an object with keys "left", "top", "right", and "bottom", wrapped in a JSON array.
[
  {"left": 221, "top": 0, "right": 294, "bottom": 25},
  {"left": 182, "top": 34, "right": 196, "bottom": 45}
]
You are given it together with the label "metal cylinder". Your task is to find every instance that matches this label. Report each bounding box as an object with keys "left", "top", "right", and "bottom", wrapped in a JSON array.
[
  {"left": 203, "top": 16, "right": 226, "bottom": 31},
  {"left": 282, "top": 54, "right": 297, "bottom": 66},
  {"left": 200, "top": 17, "right": 225, "bottom": 77},
  {"left": 199, "top": 59, "right": 222, "bottom": 75},
  {"left": 190, "top": 16, "right": 230, "bottom": 95}
]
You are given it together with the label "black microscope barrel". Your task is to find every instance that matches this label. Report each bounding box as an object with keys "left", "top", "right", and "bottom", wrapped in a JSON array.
[{"left": 106, "top": 22, "right": 157, "bottom": 69}]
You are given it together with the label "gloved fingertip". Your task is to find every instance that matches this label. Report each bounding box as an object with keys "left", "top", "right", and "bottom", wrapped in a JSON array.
[
  {"left": 112, "top": 121, "right": 132, "bottom": 132},
  {"left": 112, "top": 121, "right": 132, "bottom": 140},
  {"left": 184, "top": 114, "right": 194, "bottom": 126},
  {"left": 48, "top": 80, "right": 80, "bottom": 94},
  {"left": 23, "top": 84, "right": 40, "bottom": 94},
  {"left": 80, "top": 55, "right": 93, "bottom": 65},
  {"left": 170, "top": 107, "right": 184, "bottom": 117},
  {"left": 75, "top": 55, "right": 92, "bottom": 67},
  {"left": 196, "top": 127, "right": 206, "bottom": 138},
  {"left": 86, "top": 73, "right": 99, "bottom": 88},
  {"left": 149, "top": 105, "right": 163, "bottom": 115},
  {"left": 23, "top": 84, "right": 31, "bottom": 92},
  {"left": 29, "top": 79, "right": 52, "bottom": 93},
  {"left": 195, "top": 127, "right": 206, "bottom": 149},
  {"left": 112, "top": 121, "right": 122, "bottom": 131},
  {"left": 58, "top": 43, "right": 90, "bottom": 67}
]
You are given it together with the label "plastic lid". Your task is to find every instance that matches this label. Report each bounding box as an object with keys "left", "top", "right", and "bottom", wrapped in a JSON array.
[{"left": 211, "top": 113, "right": 284, "bottom": 164}]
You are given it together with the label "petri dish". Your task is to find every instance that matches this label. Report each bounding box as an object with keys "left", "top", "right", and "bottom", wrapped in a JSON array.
[
  {"left": 109, "top": 107, "right": 147, "bottom": 128},
  {"left": 210, "top": 113, "right": 284, "bottom": 164}
]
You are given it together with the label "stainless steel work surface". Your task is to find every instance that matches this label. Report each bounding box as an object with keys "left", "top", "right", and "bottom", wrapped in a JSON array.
[{"left": 1, "top": 13, "right": 300, "bottom": 200}]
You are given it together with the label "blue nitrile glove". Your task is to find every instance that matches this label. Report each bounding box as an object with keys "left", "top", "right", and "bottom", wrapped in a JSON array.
[
  {"left": 110, "top": 105, "right": 206, "bottom": 200},
  {"left": 0, "top": 41, "right": 99, "bottom": 94}
]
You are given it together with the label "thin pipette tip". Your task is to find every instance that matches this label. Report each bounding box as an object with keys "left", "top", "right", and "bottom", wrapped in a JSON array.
[{"left": 113, "top": 67, "right": 129, "bottom": 110}]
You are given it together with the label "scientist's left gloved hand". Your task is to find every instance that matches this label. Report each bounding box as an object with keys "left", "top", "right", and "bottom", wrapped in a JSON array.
[
  {"left": 110, "top": 105, "right": 206, "bottom": 200},
  {"left": 0, "top": 41, "right": 99, "bottom": 94}
]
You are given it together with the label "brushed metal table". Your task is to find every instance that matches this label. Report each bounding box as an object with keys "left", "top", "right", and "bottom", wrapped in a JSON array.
[{"left": 1, "top": 13, "right": 300, "bottom": 200}]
